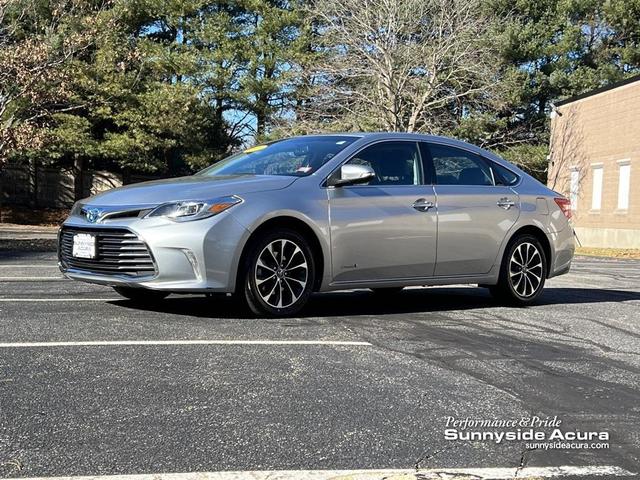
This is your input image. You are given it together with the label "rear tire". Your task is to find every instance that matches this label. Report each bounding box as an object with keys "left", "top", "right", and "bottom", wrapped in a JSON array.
[
  {"left": 113, "top": 286, "right": 169, "bottom": 302},
  {"left": 241, "top": 229, "right": 316, "bottom": 317},
  {"left": 489, "top": 234, "right": 547, "bottom": 306}
]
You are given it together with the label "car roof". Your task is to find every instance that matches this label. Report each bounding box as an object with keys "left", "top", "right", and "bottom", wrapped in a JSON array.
[
  {"left": 294, "top": 132, "right": 494, "bottom": 157},
  {"left": 294, "top": 131, "right": 479, "bottom": 146}
]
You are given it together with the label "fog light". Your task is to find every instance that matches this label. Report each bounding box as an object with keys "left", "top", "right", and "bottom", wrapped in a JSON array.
[{"left": 182, "top": 249, "right": 202, "bottom": 281}]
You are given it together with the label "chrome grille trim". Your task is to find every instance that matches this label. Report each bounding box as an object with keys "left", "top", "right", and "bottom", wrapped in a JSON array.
[
  {"left": 78, "top": 205, "right": 155, "bottom": 223},
  {"left": 59, "top": 227, "right": 157, "bottom": 278}
]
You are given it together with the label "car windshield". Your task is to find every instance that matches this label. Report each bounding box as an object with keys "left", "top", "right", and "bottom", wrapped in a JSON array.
[{"left": 197, "top": 136, "right": 359, "bottom": 177}]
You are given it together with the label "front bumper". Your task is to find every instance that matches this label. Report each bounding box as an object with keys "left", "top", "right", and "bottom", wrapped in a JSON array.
[{"left": 59, "top": 211, "right": 251, "bottom": 292}]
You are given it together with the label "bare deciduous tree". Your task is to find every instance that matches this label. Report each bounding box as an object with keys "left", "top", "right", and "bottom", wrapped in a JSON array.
[
  {"left": 548, "top": 105, "right": 588, "bottom": 215},
  {"left": 293, "top": 0, "right": 498, "bottom": 133},
  {"left": 0, "top": 0, "right": 106, "bottom": 169}
]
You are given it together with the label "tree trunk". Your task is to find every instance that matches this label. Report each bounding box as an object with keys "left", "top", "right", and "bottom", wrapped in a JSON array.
[
  {"left": 255, "top": 107, "right": 266, "bottom": 139},
  {"left": 215, "top": 94, "right": 224, "bottom": 125},
  {"left": 28, "top": 158, "right": 37, "bottom": 208},
  {"left": 73, "top": 156, "right": 84, "bottom": 201}
]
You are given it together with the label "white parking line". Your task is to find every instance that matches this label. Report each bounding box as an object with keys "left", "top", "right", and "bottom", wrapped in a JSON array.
[
  {"left": 9, "top": 466, "right": 636, "bottom": 480},
  {"left": 0, "top": 298, "right": 119, "bottom": 302},
  {"left": 0, "top": 339, "right": 373, "bottom": 348},
  {"left": 0, "top": 276, "right": 64, "bottom": 281},
  {"left": 0, "top": 264, "right": 59, "bottom": 267}
]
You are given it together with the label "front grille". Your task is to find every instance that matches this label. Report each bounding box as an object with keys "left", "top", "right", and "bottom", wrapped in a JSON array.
[{"left": 59, "top": 227, "right": 156, "bottom": 278}]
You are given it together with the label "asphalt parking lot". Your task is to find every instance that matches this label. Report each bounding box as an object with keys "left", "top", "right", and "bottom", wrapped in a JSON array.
[{"left": 0, "top": 247, "right": 639, "bottom": 479}]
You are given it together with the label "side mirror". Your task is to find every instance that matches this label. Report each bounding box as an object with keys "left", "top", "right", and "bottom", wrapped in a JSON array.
[{"left": 329, "top": 164, "right": 375, "bottom": 187}]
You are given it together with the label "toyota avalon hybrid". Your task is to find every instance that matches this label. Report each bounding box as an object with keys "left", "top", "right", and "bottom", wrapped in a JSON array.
[{"left": 58, "top": 133, "right": 575, "bottom": 316}]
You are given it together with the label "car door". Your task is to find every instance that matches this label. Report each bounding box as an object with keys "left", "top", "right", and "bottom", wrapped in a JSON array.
[
  {"left": 327, "top": 140, "right": 437, "bottom": 283},
  {"left": 422, "top": 142, "right": 521, "bottom": 276}
]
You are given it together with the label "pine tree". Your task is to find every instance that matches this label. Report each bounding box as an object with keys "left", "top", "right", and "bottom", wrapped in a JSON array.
[
  {"left": 234, "top": 0, "right": 311, "bottom": 140},
  {"left": 455, "top": 0, "right": 640, "bottom": 181}
]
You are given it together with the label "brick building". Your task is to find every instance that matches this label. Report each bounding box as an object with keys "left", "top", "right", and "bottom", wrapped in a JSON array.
[{"left": 548, "top": 75, "right": 640, "bottom": 248}]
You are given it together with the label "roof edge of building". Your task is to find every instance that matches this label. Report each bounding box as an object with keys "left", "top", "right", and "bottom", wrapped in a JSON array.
[{"left": 554, "top": 73, "right": 640, "bottom": 107}]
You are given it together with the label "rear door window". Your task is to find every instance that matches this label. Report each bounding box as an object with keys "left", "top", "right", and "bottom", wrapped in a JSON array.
[{"left": 426, "top": 143, "right": 494, "bottom": 186}]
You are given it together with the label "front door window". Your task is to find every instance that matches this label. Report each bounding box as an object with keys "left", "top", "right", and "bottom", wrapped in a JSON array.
[{"left": 342, "top": 141, "right": 422, "bottom": 186}]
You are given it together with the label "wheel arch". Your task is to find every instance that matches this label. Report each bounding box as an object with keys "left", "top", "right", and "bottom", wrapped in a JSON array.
[
  {"left": 234, "top": 215, "right": 326, "bottom": 293},
  {"left": 505, "top": 225, "right": 553, "bottom": 278}
]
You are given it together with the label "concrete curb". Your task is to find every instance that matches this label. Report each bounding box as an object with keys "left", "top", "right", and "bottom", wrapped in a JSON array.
[{"left": 0, "top": 223, "right": 58, "bottom": 241}]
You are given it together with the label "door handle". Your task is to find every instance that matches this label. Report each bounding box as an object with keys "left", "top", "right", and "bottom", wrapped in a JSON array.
[
  {"left": 497, "top": 197, "right": 515, "bottom": 210},
  {"left": 412, "top": 198, "right": 434, "bottom": 212}
]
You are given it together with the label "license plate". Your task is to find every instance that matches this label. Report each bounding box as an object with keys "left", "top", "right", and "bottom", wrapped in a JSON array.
[{"left": 72, "top": 233, "right": 96, "bottom": 259}]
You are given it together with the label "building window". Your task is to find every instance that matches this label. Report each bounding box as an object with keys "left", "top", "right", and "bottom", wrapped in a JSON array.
[
  {"left": 591, "top": 164, "right": 603, "bottom": 211},
  {"left": 569, "top": 168, "right": 579, "bottom": 211},
  {"left": 617, "top": 160, "right": 631, "bottom": 210}
]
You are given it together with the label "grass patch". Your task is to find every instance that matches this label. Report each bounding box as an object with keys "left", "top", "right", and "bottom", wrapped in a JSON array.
[{"left": 576, "top": 247, "right": 640, "bottom": 259}]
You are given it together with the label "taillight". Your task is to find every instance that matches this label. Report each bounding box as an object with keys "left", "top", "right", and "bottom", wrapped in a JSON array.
[{"left": 554, "top": 197, "right": 572, "bottom": 219}]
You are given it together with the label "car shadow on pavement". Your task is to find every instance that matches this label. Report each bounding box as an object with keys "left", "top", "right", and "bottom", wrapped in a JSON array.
[{"left": 109, "top": 286, "right": 640, "bottom": 319}]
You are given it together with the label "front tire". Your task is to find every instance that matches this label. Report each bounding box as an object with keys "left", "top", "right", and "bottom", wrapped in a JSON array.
[
  {"left": 113, "top": 286, "right": 169, "bottom": 302},
  {"left": 489, "top": 234, "right": 547, "bottom": 306},
  {"left": 242, "top": 229, "right": 315, "bottom": 317}
]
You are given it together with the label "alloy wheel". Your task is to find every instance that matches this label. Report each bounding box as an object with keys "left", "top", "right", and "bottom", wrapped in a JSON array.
[
  {"left": 254, "top": 238, "right": 309, "bottom": 309},
  {"left": 509, "top": 242, "right": 544, "bottom": 298}
]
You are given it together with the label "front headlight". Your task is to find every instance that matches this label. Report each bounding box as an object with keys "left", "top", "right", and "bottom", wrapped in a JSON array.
[{"left": 146, "top": 195, "right": 242, "bottom": 222}]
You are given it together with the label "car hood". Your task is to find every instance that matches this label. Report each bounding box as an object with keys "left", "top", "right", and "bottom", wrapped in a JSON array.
[{"left": 85, "top": 175, "right": 297, "bottom": 207}]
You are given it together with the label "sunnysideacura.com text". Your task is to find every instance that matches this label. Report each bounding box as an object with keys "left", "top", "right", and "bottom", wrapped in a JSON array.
[{"left": 444, "top": 416, "right": 610, "bottom": 450}]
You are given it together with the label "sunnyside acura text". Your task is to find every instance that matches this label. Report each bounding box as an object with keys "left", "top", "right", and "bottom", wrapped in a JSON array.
[{"left": 58, "top": 133, "right": 575, "bottom": 316}]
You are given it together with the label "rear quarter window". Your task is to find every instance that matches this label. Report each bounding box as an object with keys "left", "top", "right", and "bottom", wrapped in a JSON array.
[{"left": 490, "top": 161, "right": 520, "bottom": 186}]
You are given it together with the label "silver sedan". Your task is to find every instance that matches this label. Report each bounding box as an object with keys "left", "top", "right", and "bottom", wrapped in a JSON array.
[{"left": 59, "top": 133, "right": 575, "bottom": 316}]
